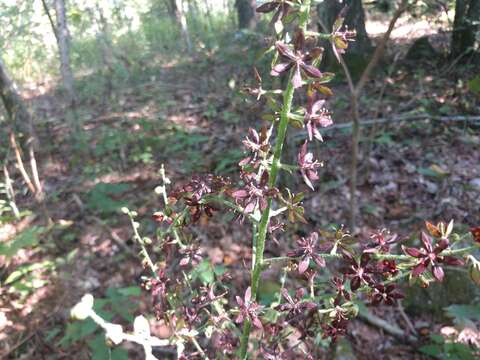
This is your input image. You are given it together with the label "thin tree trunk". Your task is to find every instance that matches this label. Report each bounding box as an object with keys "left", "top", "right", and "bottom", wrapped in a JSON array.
[
  {"left": 235, "top": 0, "right": 256, "bottom": 29},
  {"left": 167, "top": 0, "right": 192, "bottom": 51},
  {"left": 54, "top": 0, "right": 77, "bottom": 107},
  {"left": 176, "top": 0, "right": 192, "bottom": 52},
  {"left": 41, "top": 0, "right": 59, "bottom": 42},
  {"left": 0, "top": 58, "right": 34, "bottom": 138},
  {"left": 451, "top": 0, "right": 480, "bottom": 58},
  {"left": 325, "top": 0, "right": 408, "bottom": 231}
]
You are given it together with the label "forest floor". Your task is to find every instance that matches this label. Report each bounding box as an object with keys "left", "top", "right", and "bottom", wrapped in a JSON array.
[{"left": 1, "top": 18, "right": 480, "bottom": 359}]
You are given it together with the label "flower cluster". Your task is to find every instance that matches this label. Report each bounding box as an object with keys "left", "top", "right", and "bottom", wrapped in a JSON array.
[{"left": 79, "top": 2, "right": 477, "bottom": 359}]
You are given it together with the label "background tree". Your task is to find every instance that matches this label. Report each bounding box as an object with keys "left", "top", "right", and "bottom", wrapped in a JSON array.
[
  {"left": 170, "top": 0, "right": 192, "bottom": 51},
  {"left": 0, "top": 57, "right": 33, "bottom": 137},
  {"left": 451, "top": 0, "right": 480, "bottom": 58},
  {"left": 54, "top": 0, "right": 77, "bottom": 107},
  {"left": 235, "top": 0, "right": 256, "bottom": 29}
]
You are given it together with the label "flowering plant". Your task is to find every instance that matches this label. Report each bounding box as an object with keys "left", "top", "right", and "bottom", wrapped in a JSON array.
[{"left": 71, "top": 2, "right": 479, "bottom": 358}]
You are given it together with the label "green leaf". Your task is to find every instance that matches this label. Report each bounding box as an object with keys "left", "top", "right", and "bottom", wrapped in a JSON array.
[
  {"left": 467, "top": 75, "right": 480, "bottom": 95},
  {"left": 59, "top": 319, "right": 98, "bottom": 347},
  {"left": 4, "top": 260, "right": 54, "bottom": 285},
  {"left": 0, "top": 226, "right": 43, "bottom": 258},
  {"left": 445, "top": 304, "right": 480, "bottom": 325},
  {"left": 419, "top": 344, "right": 441, "bottom": 357},
  {"left": 117, "top": 286, "right": 142, "bottom": 297},
  {"left": 191, "top": 260, "right": 215, "bottom": 285},
  {"left": 86, "top": 183, "right": 130, "bottom": 215},
  {"left": 111, "top": 348, "right": 128, "bottom": 360},
  {"left": 88, "top": 334, "right": 110, "bottom": 360}
]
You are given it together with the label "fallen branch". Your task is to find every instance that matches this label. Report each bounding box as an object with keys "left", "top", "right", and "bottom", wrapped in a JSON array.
[
  {"left": 358, "top": 306, "right": 418, "bottom": 344},
  {"left": 292, "top": 113, "right": 480, "bottom": 140},
  {"left": 88, "top": 215, "right": 138, "bottom": 259},
  {"left": 9, "top": 132, "right": 35, "bottom": 194}
]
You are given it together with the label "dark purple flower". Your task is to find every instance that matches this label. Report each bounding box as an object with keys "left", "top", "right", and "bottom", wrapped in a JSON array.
[
  {"left": 331, "top": 276, "right": 351, "bottom": 305},
  {"left": 297, "top": 141, "right": 322, "bottom": 190},
  {"left": 231, "top": 171, "right": 278, "bottom": 214},
  {"left": 304, "top": 96, "right": 333, "bottom": 141},
  {"left": 256, "top": 0, "right": 291, "bottom": 24},
  {"left": 287, "top": 232, "right": 326, "bottom": 274},
  {"left": 322, "top": 317, "right": 348, "bottom": 342},
  {"left": 342, "top": 252, "right": 375, "bottom": 291},
  {"left": 271, "top": 30, "right": 324, "bottom": 89},
  {"left": 149, "top": 270, "right": 170, "bottom": 320},
  {"left": 179, "top": 245, "right": 202, "bottom": 267},
  {"left": 403, "top": 231, "right": 464, "bottom": 282},
  {"left": 376, "top": 259, "right": 399, "bottom": 277},
  {"left": 235, "top": 287, "right": 263, "bottom": 330},
  {"left": 331, "top": 14, "right": 356, "bottom": 63},
  {"left": 184, "top": 198, "right": 217, "bottom": 223},
  {"left": 370, "top": 284, "right": 404, "bottom": 306},
  {"left": 268, "top": 219, "right": 285, "bottom": 244},
  {"left": 276, "top": 288, "right": 317, "bottom": 320},
  {"left": 364, "top": 229, "right": 398, "bottom": 254},
  {"left": 172, "top": 174, "right": 229, "bottom": 202},
  {"left": 239, "top": 127, "right": 271, "bottom": 168}
]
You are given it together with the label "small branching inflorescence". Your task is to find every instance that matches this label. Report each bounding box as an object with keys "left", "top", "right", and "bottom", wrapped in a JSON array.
[{"left": 71, "top": 2, "right": 480, "bottom": 359}]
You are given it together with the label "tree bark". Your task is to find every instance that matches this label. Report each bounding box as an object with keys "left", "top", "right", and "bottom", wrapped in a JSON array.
[
  {"left": 165, "top": 0, "right": 192, "bottom": 51},
  {"left": 0, "top": 58, "right": 34, "bottom": 138},
  {"left": 451, "top": 0, "right": 480, "bottom": 58},
  {"left": 235, "top": 0, "right": 256, "bottom": 29},
  {"left": 54, "top": 0, "right": 77, "bottom": 107}
]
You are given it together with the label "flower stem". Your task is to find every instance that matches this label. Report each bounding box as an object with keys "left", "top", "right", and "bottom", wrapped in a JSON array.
[{"left": 238, "top": 2, "right": 312, "bottom": 358}]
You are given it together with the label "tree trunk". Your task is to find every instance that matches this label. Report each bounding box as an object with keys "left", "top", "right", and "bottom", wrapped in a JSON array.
[
  {"left": 165, "top": 0, "right": 192, "bottom": 51},
  {"left": 451, "top": 0, "right": 480, "bottom": 58},
  {"left": 0, "top": 58, "right": 34, "bottom": 138},
  {"left": 235, "top": 0, "right": 256, "bottom": 29},
  {"left": 54, "top": 0, "right": 76, "bottom": 107}
]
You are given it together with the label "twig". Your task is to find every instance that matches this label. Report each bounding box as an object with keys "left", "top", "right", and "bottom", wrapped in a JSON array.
[
  {"left": 3, "top": 162, "right": 20, "bottom": 219},
  {"left": 397, "top": 300, "right": 418, "bottom": 336},
  {"left": 0, "top": 331, "right": 36, "bottom": 358},
  {"left": 88, "top": 215, "right": 138, "bottom": 259},
  {"left": 9, "top": 132, "right": 35, "bottom": 194},
  {"left": 292, "top": 114, "right": 480, "bottom": 140}
]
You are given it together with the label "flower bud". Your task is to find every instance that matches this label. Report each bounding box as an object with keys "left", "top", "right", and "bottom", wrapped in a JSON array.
[
  {"left": 467, "top": 256, "right": 480, "bottom": 286},
  {"left": 71, "top": 294, "right": 94, "bottom": 320}
]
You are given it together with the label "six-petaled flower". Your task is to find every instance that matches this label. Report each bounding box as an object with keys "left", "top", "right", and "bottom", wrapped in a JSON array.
[
  {"left": 276, "top": 288, "right": 317, "bottom": 321},
  {"left": 287, "top": 232, "right": 326, "bottom": 273},
  {"left": 304, "top": 96, "right": 333, "bottom": 141},
  {"left": 370, "top": 284, "right": 404, "bottom": 306},
  {"left": 235, "top": 287, "right": 263, "bottom": 330},
  {"left": 271, "top": 30, "right": 324, "bottom": 88},
  {"left": 297, "top": 141, "right": 322, "bottom": 190},
  {"left": 403, "top": 232, "right": 464, "bottom": 282},
  {"left": 342, "top": 252, "right": 375, "bottom": 291},
  {"left": 231, "top": 171, "right": 278, "bottom": 214}
]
